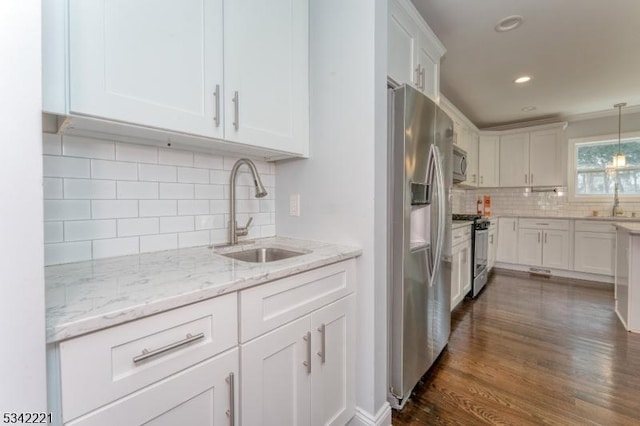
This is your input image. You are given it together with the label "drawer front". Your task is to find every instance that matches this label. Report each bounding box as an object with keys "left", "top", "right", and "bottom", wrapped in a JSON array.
[
  {"left": 60, "top": 293, "right": 238, "bottom": 422},
  {"left": 519, "top": 218, "right": 569, "bottom": 231},
  {"left": 240, "top": 260, "right": 355, "bottom": 343},
  {"left": 575, "top": 220, "right": 616, "bottom": 233},
  {"left": 452, "top": 226, "right": 472, "bottom": 244}
]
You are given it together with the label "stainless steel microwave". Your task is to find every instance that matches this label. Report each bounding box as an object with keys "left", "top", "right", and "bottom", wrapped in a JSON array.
[{"left": 453, "top": 145, "right": 467, "bottom": 183}]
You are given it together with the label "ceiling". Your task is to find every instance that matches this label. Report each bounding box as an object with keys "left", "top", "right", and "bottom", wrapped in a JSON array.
[{"left": 410, "top": 0, "right": 640, "bottom": 129}]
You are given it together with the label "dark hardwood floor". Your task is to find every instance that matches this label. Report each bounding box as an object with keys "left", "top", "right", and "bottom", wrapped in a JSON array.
[{"left": 392, "top": 271, "right": 640, "bottom": 425}]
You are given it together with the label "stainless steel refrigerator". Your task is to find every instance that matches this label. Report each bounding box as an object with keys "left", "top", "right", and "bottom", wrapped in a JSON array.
[{"left": 388, "top": 84, "right": 453, "bottom": 409}]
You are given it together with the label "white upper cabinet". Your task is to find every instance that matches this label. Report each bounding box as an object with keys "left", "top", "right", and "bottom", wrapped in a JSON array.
[
  {"left": 478, "top": 135, "right": 499, "bottom": 187},
  {"left": 69, "top": 0, "right": 224, "bottom": 139},
  {"left": 44, "top": 0, "right": 309, "bottom": 158},
  {"left": 388, "top": 0, "right": 445, "bottom": 102},
  {"left": 466, "top": 131, "right": 479, "bottom": 187},
  {"left": 499, "top": 133, "right": 530, "bottom": 187},
  {"left": 223, "top": 0, "right": 309, "bottom": 155},
  {"left": 497, "top": 124, "right": 565, "bottom": 188}
]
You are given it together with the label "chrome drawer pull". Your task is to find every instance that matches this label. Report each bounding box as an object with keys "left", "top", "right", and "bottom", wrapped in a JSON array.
[
  {"left": 303, "top": 332, "right": 311, "bottom": 374},
  {"left": 133, "top": 332, "right": 205, "bottom": 364},
  {"left": 317, "top": 324, "right": 326, "bottom": 364},
  {"left": 213, "top": 84, "right": 220, "bottom": 127}
]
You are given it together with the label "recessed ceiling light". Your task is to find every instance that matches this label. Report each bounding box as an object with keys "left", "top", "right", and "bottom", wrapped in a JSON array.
[
  {"left": 514, "top": 76, "right": 532, "bottom": 84},
  {"left": 495, "top": 15, "right": 523, "bottom": 32},
  {"left": 521, "top": 106, "right": 536, "bottom": 112}
]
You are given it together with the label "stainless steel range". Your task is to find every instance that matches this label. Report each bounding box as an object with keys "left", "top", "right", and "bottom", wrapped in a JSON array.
[{"left": 452, "top": 214, "right": 490, "bottom": 298}]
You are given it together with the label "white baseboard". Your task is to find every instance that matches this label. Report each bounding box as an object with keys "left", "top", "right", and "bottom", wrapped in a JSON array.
[
  {"left": 349, "top": 403, "right": 392, "bottom": 426},
  {"left": 494, "top": 262, "right": 614, "bottom": 284}
]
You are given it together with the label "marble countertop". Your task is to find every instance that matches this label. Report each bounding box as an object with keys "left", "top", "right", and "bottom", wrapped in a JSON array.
[
  {"left": 452, "top": 220, "right": 473, "bottom": 229},
  {"left": 45, "top": 237, "right": 361, "bottom": 343},
  {"left": 485, "top": 214, "right": 640, "bottom": 222},
  {"left": 615, "top": 223, "right": 640, "bottom": 234}
]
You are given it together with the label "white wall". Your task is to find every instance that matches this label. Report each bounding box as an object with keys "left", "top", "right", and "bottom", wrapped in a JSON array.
[
  {"left": 42, "top": 134, "right": 276, "bottom": 265},
  {"left": 276, "top": 0, "right": 390, "bottom": 424},
  {"left": 0, "top": 0, "right": 47, "bottom": 414}
]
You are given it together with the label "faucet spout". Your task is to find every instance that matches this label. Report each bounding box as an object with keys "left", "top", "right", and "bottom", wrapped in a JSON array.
[{"left": 229, "top": 159, "right": 268, "bottom": 245}]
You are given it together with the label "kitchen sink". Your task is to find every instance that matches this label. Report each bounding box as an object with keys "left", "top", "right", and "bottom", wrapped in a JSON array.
[{"left": 218, "top": 247, "right": 307, "bottom": 263}]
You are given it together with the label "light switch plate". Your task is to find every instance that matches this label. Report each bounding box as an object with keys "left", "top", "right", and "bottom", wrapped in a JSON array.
[{"left": 289, "top": 193, "right": 300, "bottom": 216}]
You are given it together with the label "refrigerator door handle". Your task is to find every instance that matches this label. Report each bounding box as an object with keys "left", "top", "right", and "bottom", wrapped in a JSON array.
[{"left": 428, "top": 144, "right": 445, "bottom": 287}]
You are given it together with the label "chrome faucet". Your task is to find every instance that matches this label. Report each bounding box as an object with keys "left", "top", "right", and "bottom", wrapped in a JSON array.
[
  {"left": 612, "top": 182, "right": 623, "bottom": 216},
  {"left": 228, "top": 159, "right": 268, "bottom": 244}
]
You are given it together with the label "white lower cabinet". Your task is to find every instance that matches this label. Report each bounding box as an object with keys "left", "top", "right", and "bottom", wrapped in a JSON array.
[
  {"left": 496, "top": 218, "right": 518, "bottom": 264},
  {"left": 517, "top": 228, "right": 542, "bottom": 266},
  {"left": 488, "top": 220, "right": 497, "bottom": 271},
  {"left": 574, "top": 221, "right": 616, "bottom": 276},
  {"left": 241, "top": 295, "right": 355, "bottom": 426},
  {"left": 517, "top": 219, "right": 570, "bottom": 270},
  {"left": 49, "top": 260, "right": 356, "bottom": 426},
  {"left": 451, "top": 226, "right": 471, "bottom": 311}
]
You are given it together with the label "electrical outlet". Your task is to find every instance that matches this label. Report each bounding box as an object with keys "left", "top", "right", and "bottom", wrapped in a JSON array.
[{"left": 289, "top": 193, "right": 300, "bottom": 217}]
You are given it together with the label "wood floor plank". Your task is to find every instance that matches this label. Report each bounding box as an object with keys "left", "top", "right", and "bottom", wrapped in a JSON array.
[{"left": 392, "top": 272, "right": 640, "bottom": 425}]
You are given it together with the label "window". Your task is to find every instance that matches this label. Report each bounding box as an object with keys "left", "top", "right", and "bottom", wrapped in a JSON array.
[{"left": 569, "top": 132, "right": 640, "bottom": 200}]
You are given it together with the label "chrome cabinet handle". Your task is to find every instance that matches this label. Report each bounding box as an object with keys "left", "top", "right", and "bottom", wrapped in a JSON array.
[
  {"left": 213, "top": 84, "right": 220, "bottom": 127},
  {"left": 537, "top": 232, "right": 541, "bottom": 243},
  {"left": 544, "top": 232, "right": 547, "bottom": 244},
  {"left": 531, "top": 174, "right": 534, "bottom": 185},
  {"left": 472, "top": 174, "right": 477, "bottom": 183},
  {"left": 414, "top": 65, "right": 421, "bottom": 89},
  {"left": 480, "top": 176, "right": 484, "bottom": 185},
  {"left": 225, "top": 372, "right": 235, "bottom": 425},
  {"left": 525, "top": 174, "right": 528, "bottom": 184},
  {"left": 317, "top": 324, "right": 326, "bottom": 364},
  {"left": 303, "top": 332, "right": 311, "bottom": 374},
  {"left": 490, "top": 235, "right": 494, "bottom": 244},
  {"left": 420, "top": 66, "right": 426, "bottom": 90},
  {"left": 232, "top": 91, "right": 239, "bottom": 130},
  {"left": 513, "top": 221, "right": 516, "bottom": 231},
  {"left": 132, "top": 332, "right": 204, "bottom": 364}
]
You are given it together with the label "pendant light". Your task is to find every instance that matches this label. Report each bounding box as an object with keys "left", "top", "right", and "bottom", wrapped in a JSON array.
[{"left": 612, "top": 102, "right": 627, "bottom": 168}]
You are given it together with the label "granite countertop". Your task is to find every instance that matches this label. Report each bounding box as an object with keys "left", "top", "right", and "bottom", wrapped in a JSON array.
[
  {"left": 615, "top": 223, "right": 640, "bottom": 234},
  {"left": 45, "top": 237, "right": 361, "bottom": 343},
  {"left": 492, "top": 214, "right": 640, "bottom": 222},
  {"left": 452, "top": 220, "right": 473, "bottom": 229}
]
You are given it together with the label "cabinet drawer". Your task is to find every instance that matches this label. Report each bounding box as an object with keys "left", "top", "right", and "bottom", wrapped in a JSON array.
[
  {"left": 519, "top": 218, "right": 569, "bottom": 230},
  {"left": 452, "top": 226, "right": 472, "bottom": 244},
  {"left": 575, "top": 220, "right": 616, "bottom": 233},
  {"left": 59, "top": 293, "right": 237, "bottom": 422},
  {"left": 240, "top": 260, "right": 355, "bottom": 342}
]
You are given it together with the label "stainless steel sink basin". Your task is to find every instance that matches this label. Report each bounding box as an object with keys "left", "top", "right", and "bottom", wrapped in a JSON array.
[{"left": 219, "top": 247, "right": 306, "bottom": 263}]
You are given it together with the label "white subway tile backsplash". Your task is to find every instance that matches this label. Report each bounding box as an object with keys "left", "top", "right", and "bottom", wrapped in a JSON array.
[
  {"left": 160, "top": 183, "right": 194, "bottom": 199},
  {"left": 116, "top": 142, "right": 158, "bottom": 163},
  {"left": 43, "top": 178, "right": 63, "bottom": 199},
  {"left": 62, "top": 135, "right": 115, "bottom": 160},
  {"left": 93, "top": 237, "right": 139, "bottom": 259},
  {"left": 140, "top": 233, "right": 177, "bottom": 253},
  {"left": 140, "top": 200, "right": 177, "bottom": 217},
  {"left": 64, "top": 179, "right": 116, "bottom": 199},
  {"left": 44, "top": 222, "right": 63, "bottom": 243},
  {"left": 45, "top": 241, "right": 92, "bottom": 266},
  {"left": 65, "top": 220, "right": 116, "bottom": 242},
  {"left": 117, "top": 218, "right": 159, "bottom": 237},
  {"left": 159, "top": 148, "right": 193, "bottom": 167},
  {"left": 92, "top": 159, "right": 138, "bottom": 180},
  {"left": 43, "top": 133, "right": 62, "bottom": 155},
  {"left": 118, "top": 181, "right": 158, "bottom": 199},
  {"left": 44, "top": 200, "right": 91, "bottom": 221},
  {"left": 138, "top": 164, "right": 177, "bottom": 182},
  {"left": 178, "top": 200, "right": 209, "bottom": 216},
  {"left": 42, "top": 137, "right": 276, "bottom": 264},
  {"left": 160, "top": 216, "right": 194, "bottom": 233},
  {"left": 194, "top": 153, "right": 223, "bottom": 170},
  {"left": 178, "top": 230, "right": 210, "bottom": 248},
  {"left": 177, "top": 167, "right": 209, "bottom": 184},
  {"left": 195, "top": 184, "right": 223, "bottom": 200},
  {"left": 44, "top": 156, "right": 90, "bottom": 178},
  {"left": 92, "top": 200, "right": 139, "bottom": 219}
]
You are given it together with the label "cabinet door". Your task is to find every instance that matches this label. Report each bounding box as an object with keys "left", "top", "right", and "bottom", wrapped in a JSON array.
[
  {"left": 488, "top": 227, "right": 497, "bottom": 271},
  {"left": 574, "top": 232, "right": 616, "bottom": 275},
  {"left": 69, "top": 0, "right": 223, "bottom": 138},
  {"left": 460, "top": 240, "right": 472, "bottom": 295},
  {"left": 241, "top": 316, "right": 311, "bottom": 426},
  {"left": 542, "top": 230, "right": 570, "bottom": 270},
  {"left": 465, "top": 132, "right": 479, "bottom": 187},
  {"left": 517, "top": 228, "right": 542, "bottom": 266},
  {"left": 388, "top": 0, "right": 419, "bottom": 89},
  {"left": 496, "top": 218, "right": 518, "bottom": 264},
  {"left": 530, "top": 129, "right": 563, "bottom": 187},
  {"left": 615, "top": 229, "right": 630, "bottom": 325},
  {"left": 416, "top": 37, "right": 439, "bottom": 101},
  {"left": 67, "top": 349, "right": 238, "bottom": 426},
  {"left": 499, "top": 133, "right": 530, "bottom": 187},
  {"left": 450, "top": 247, "right": 462, "bottom": 311},
  {"left": 310, "top": 296, "right": 355, "bottom": 426},
  {"left": 224, "top": 0, "right": 309, "bottom": 156},
  {"left": 479, "top": 135, "right": 500, "bottom": 187}
]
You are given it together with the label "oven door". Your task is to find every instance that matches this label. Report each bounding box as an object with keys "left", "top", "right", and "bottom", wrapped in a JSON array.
[{"left": 474, "top": 229, "right": 488, "bottom": 276}]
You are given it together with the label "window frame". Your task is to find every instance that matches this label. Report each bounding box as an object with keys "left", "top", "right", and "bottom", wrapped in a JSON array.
[{"left": 568, "top": 131, "right": 640, "bottom": 202}]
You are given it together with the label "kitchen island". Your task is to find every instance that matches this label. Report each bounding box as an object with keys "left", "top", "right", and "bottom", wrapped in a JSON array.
[{"left": 615, "top": 223, "right": 640, "bottom": 333}]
